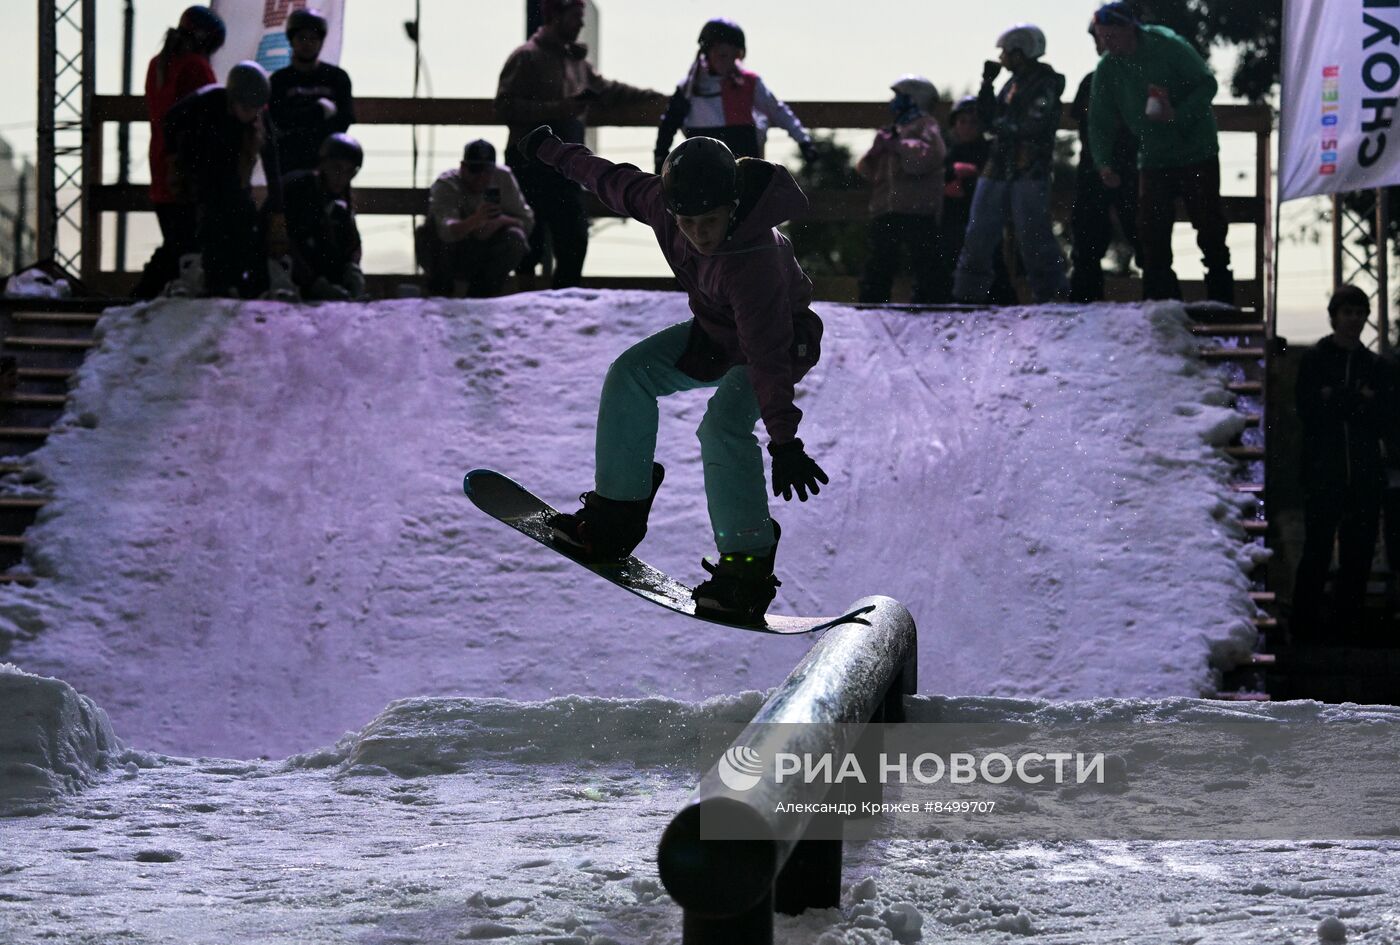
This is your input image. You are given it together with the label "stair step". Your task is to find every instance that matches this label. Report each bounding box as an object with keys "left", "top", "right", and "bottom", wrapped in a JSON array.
[
  {"left": 1242, "top": 520, "right": 1267, "bottom": 535},
  {"left": 0, "top": 535, "right": 26, "bottom": 547},
  {"left": 3, "top": 336, "right": 96, "bottom": 351},
  {"left": 1233, "top": 482, "right": 1264, "bottom": 494},
  {"left": 1228, "top": 381, "right": 1263, "bottom": 395},
  {"left": 1199, "top": 347, "right": 1266, "bottom": 361},
  {"left": 0, "top": 393, "right": 66, "bottom": 408},
  {"left": 0, "top": 497, "right": 48, "bottom": 510},
  {"left": 1250, "top": 591, "right": 1276, "bottom": 604},
  {"left": 11, "top": 311, "right": 101, "bottom": 326},
  {"left": 1191, "top": 323, "right": 1266, "bottom": 336},
  {"left": 17, "top": 367, "right": 74, "bottom": 381},
  {"left": 1254, "top": 616, "right": 1279, "bottom": 630},
  {"left": 1226, "top": 446, "right": 1265, "bottom": 461},
  {"left": 0, "top": 573, "right": 36, "bottom": 586},
  {"left": 1243, "top": 414, "right": 1261, "bottom": 428},
  {"left": 0, "top": 427, "right": 51, "bottom": 440},
  {"left": 1247, "top": 652, "right": 1277, "bottom": 666}
]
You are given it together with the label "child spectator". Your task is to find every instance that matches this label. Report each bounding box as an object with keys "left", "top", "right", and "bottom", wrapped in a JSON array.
[
  {"left": 133, "top": 5, "right": 225, "bottom": 300},
  {"left": 855, "top": 75, "right": 946, "bottom": 304},
  {"left": 164, "top": 61, "right": 282, "bottom": 298},
  {"left": 654, "top": 18, "right": 817, "bottom": 173},
  {"left": 952, "top": 23, "right": 1069, "bottom": 304},
  {"left": 279, "top": 133, "right": 365, "bottom": 301}
]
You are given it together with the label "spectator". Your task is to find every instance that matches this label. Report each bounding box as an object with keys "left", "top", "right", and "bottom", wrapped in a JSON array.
[
  {"left": 420, "top": 140, "right": 534, "bottom": 298},
  {"left": 1069, "top": 22, "right": 1141, "bottom": 303},
  {"left": 133, "top": 5, "right": 225, "bottom": 300},
  {"left": 953, "top": 24, "right": 1069, "bottom": 304},
  {"left": 940, "top": 95, "right": 1015, "bottom": 305},
  {"left": 654, "top": 18, "right": 817, "bottom": 173},
  {"left": 1089, "top": 2, "right": 1233, "bottom": 304},
  {"left": 495, "top": 0, "right": 663, "bottom": 289},
  {"left": 279, "top": 133, "right": 365, "bottom": 301},
  {"left": 855, "top": 75, "right": 946, "bottom": 304},
  {"left": 269, "top": 8, "right": 355, "bottom": 176},
  {"left": 1292, "top": 286, "right": 1391, "bottom": 640},
  {"left": 164, "top": 61, "right": 283, "bottom": 298},
  {"left": 516, "top": 127, "right": 827, "bottom": 625}
]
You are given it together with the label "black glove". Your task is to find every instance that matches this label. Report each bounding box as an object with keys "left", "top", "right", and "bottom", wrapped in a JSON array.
[
  {"left": 518, "top": 125, "right": 559, "bottom": 164},
  {"left": 769, "top": 438, "right": 829, "bottom": 502},
  {"left": 573, "top": 88, "right": 600, "bottom": 102},
  {"left": 799, "top": 140, "right": 819, "bottom": 164},
  {"left": 654, "top": 150, "right": 668, "bottom": 176},
  {"left": 982, "top": 60, "right": 1003, "bottom": 83}
]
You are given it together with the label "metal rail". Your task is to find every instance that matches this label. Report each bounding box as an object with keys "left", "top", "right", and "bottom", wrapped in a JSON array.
[{"left": 656, "top": 595, "right": 917, "bottom": 945}]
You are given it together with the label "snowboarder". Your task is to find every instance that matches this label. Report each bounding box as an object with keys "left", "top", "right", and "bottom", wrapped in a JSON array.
[
  {"left": 514, "top": 124, "right": 829, "bottom": 624},
  {"left": 952, "top": 23, "right": 1069, "bottom": 304},
  {"left": 269, "top": 8, "right": 355, "bottom": 176},
  {"left": 653, "top": 17, "right": 818, "bottom": 173}
]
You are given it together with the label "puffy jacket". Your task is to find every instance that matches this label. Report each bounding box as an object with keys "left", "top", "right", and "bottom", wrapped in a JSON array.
[
  {"left": 145, "top": 52, "right": 216, "bottom": 204},
  {"left": 978, "top": 59, "right": 1065, "bottom": 181},
  {"left": 1296, "top": 336, "right": 1392, "bottom": 495},
  {"left": 855, "top": 113, "right": 947, "bottom": 218},
  {"left": 655, "top": 63, "right": 811, "bottom": 164},
  {"left": 537, "top": 137, "right": 822, "bottom": 446},
  {"left": 495, "top": 28, "right": 658, "bottom": 152},
  {"left": 1089, "top": 25, "right": 1219, "bottom": 171}
]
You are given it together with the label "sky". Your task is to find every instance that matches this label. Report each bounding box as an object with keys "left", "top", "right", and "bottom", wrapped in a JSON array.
[{"left": 0, "top": 0, "right": 1343, "bottom": 340}]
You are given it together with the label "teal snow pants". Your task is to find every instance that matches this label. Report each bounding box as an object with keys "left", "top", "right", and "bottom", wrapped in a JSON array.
[{"left": 595, "top": 320, "right": 776, "bottom": 554}]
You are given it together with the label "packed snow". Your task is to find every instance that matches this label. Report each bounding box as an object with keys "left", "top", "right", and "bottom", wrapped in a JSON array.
[
  {"left": 3, "top": 290, "right": 1372, "bottom": 945},
  {"left": 0, "top": 292, "right": 1259, "bottom": 758}
]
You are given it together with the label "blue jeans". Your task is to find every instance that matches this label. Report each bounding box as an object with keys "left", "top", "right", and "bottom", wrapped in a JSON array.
[
  {"left": 595, "top": 321, "right": 775, "bottom": 554},
  {"left": 953, "top": 177, "right": 1068, "bottom": 304}
]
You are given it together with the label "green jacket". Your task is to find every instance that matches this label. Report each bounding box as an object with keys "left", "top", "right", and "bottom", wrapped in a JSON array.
[{"left": 1088, "top": 25, "right": 1219, "bottom": 171}]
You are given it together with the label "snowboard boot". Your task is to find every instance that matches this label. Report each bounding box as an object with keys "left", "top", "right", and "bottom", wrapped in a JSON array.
[
  {"left": 692, "top": 521, "right": 781, "bottom": 626},
  {"left": 550, "top": 463, "right": 665, "bottom": 562}
]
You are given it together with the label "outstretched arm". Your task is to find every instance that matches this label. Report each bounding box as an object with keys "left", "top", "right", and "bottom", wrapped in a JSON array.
[{"left": 531, "top": 132, "right": 667, "bottom": 228}]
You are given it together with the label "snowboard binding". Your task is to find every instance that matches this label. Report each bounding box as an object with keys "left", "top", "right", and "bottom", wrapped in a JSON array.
[
  {"left": 692, "top": 521, "right": 781, "bottom": 626},
  {"left": 550, "top": 463, "right": 665, "bottom": 562}
]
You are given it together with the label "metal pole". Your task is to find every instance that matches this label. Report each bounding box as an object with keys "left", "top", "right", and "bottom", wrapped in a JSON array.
[
  {"left": 14, "top": 168, "right": 27, "bottom": 270},
  {"left": 115, "top": 0, "right": 135, "bottom": 272},
  {"left": 1378, "top": 187, "right": 1391, "bottom": 354},
  {"left": 79, "top": 0, "right": 98, "bottom": 281},
  {"left": 1332, "top": 194, "right": 1343, "bottom": 291},
  {"left": 527, "top": 0, "right": 542, "bottom": 37},
  {"left": 36, "top": 0, "right": 56, "bottom": 262}
]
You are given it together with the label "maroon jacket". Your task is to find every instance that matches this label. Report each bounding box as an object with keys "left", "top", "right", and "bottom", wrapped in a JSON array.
[{"left": 537, "top": 138, "right": 823, "bottom": 446}]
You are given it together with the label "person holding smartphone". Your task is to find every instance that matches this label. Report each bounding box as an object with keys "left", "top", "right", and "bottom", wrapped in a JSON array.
[{"left": 421, "top": 139, "right": 534, "bottom": 297}]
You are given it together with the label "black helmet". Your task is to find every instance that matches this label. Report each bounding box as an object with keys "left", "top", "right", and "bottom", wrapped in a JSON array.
[
  {"left": 698, "top": 18, "right": 746, "bottom": 54},
  {"left": 661, "top": 137, "right": 738, "bottom": 216},
  {"left": 286, "top": 8, "right": 329, "bottom": 39},
  {"left": 950, "top": 95, "right": 979, "bottom": 120},
  {"left": 319, "top": 132, "right": 363, "bottom": 169},
  {"left": 178, "top": 6, "right": 226, "bottom": 54}
]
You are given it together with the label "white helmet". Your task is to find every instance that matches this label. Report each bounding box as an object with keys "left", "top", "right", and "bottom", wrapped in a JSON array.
[
  {"left": 890, "top": 74, "right": 939, "bottom": 114},
  {"left": 996, "top": 23, "right": 1047, "bottom": 60}
]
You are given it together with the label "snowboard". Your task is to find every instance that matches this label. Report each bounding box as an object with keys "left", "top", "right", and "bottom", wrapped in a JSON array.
[{"left": 463, "top": 468, "right": 874, "bottom": 635}]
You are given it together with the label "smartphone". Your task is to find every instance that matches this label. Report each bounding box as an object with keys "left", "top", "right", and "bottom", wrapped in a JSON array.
[{"left": 483, "top": 187, "right": 502, "bottom": 205}]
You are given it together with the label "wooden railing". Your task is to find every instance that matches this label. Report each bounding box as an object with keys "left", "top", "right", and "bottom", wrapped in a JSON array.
[{"left": 84, "top": 96, "right": 1273, "bottom": 320}]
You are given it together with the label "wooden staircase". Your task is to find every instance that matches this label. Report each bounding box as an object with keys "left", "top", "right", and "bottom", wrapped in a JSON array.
[{"left": 0, "top": 297, "right": 114, "bottom": 584}]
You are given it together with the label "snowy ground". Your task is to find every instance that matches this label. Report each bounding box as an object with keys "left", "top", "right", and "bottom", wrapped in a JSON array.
[
  {"left": 0, "top": 293, "right": 1258, "bottom": 759},
  {"left": 2, "top": 291, "right": 1360, "bottom": 945},
  {"left": 3, "top": 668, "right": 1398, "bottom": 944}
]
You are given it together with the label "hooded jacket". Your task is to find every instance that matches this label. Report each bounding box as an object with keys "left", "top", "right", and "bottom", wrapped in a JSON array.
[
  {"left": 978, "top": 59, "right": 1065, "bottom": 181},
  {"left": 495, "top": 28, "right": 658, "bottom": 152},
  {"left": 536, "top": 137, "right": 822, "bottom": 446},
  {"left": 856, "top": 113, "right": 947, "bottom": 218},
  {"left": 1296, "top": 336, "right": 1393, "bottom": 496}
]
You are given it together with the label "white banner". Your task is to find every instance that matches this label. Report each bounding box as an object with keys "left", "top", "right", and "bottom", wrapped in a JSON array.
[
  {"left": 1280, "top": 0, "right": 1400, "bottom": 201},
  {"left": 209, "top": 0, "right": 346, "bottom": 80}
]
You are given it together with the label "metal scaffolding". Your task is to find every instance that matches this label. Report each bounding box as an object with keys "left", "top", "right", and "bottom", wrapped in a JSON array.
[
  {"left": 1332, "top": 191, "right": 1392, "bottom": 354},
  {"left": 36, "top": 0, "right": 96, "bottom": 277}
]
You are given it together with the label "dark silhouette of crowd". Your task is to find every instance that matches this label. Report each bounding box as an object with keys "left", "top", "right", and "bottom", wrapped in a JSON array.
[{"left": 134, "top": 2, "right": 1235, "bottom": 307}]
